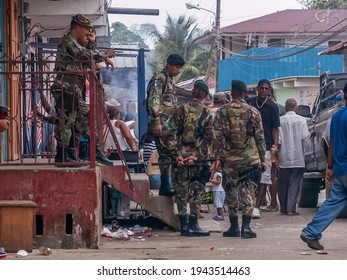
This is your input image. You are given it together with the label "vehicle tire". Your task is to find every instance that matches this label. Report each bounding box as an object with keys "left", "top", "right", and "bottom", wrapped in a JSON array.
[{"left": 298, "top": 177, "right": 323, "bottom": 208}]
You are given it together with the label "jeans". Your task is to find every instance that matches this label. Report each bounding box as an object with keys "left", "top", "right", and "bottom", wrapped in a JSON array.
[
  {"left": 149, "top": 174, "right": 173, "bottom": 190},
  {"left": 302, "top": 174, "right": 347, "bottom": 240}
]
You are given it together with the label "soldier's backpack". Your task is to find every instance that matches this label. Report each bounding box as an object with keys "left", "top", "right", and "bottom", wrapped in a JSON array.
[
  {"left": 181, "top": 102, "right": 208, "bottom": 145},
  {"left": 224, "top": 105, "right": 255, "bottom": 149},
  {"left": 145, "top": 73, "right": 168, "bottom": 115}
]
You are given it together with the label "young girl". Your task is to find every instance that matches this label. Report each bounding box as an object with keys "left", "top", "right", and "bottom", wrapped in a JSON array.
[{"left": 209, "top": 166, "right": 226, "bottom": 221}]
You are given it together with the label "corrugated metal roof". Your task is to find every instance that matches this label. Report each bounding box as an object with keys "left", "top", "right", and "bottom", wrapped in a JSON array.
[
  {"left": 218, "top": 47, "right": 344, "bottom": 90},
  {"left": 110, "top": 43, "right": 139, "bottom": 68},
  {"left": 220, "top": 9, "right": 347, "bottom": 34},
  {"left": 319, "top": 41, "right": 347, "bottom": 55},
  {"left": 195, "top": 9, "right": 347, "bottom": 44}
]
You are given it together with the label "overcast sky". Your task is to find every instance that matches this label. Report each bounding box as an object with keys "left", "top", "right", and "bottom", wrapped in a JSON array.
[{"left": 108, "top": 0, "right": 304, "bottom": 31}]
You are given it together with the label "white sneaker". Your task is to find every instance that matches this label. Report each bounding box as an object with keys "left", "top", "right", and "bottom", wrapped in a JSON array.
[{"left": 252, "top": 208, "right": 260, "bottom": 219}]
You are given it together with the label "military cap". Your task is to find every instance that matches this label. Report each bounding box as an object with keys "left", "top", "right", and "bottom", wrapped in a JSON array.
[
  {"left": 166, "top": 54, "right": 185, "bottom": 67},
  {"left": 232, "top": 79, "right": 248, "bottom": 92},
  {"left": 194, "top": 80, "right": 210, "bottom": 96},
  {"left": 71, "top": 14, "right": 93, "bottom": 29}
]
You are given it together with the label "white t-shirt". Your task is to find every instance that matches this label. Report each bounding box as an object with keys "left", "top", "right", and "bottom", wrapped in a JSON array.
[
  {"left": 104, "top": 120, "right": 131, "bottom": 151},
  {"left": 211, "top": 171, "right": 223, "bottom": 192}
]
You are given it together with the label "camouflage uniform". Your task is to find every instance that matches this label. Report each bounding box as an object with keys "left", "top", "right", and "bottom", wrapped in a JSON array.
[
  {"left": 173, "top": 98, "right": 213, "bottom": 217},
  {"left": 213, "top": 99, "right": 266, "bottom": 217},
  {"left": 147, "top": 71, "right": 177, "bottom": 176},
  {"left": 51, "top": 33, "right": 104, "bottom": 148}
]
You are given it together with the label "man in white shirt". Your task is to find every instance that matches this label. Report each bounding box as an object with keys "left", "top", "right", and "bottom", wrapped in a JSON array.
[{"left": 277, "top": 98, "right": 312, "bottom": 216}]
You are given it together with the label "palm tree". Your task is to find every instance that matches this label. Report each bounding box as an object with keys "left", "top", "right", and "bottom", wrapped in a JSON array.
[{"left": 144, "top": 14, "right": 212, "bottom": 81}]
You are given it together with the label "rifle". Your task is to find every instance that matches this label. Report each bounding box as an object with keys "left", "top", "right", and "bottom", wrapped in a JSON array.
[
  {"left": 239, "top": 164, "right": 264, "bottom": 185},
  {"left": 152, "top": 158, "right": 216, "bottom": 166}
]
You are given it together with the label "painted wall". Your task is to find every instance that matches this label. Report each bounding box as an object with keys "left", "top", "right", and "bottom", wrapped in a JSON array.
[
  {"left": 219, "top": 47, "right": 344, "bottom": 91},
  {"left": 274, "top": 87, "right": 318, "bottom": 108}
]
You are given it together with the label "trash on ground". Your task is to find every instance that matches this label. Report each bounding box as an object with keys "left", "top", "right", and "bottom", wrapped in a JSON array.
[
  {"left": 0, "top": 247, "right": 7, "bottom": 259},
  {"left": 300, "top": 251, "right": 312, "bottom": 255},
  {"left": 16, "top": 250, "right": 28, "bottom": 257},
  {"left": 39, "top": 246, "right": 52, "bottom": 256},
  {"left": 317, "top": 250, "right": 328, "bottom": 255},
  {"left": 101, "top": 224, "right": 153, "bottom": 241}
]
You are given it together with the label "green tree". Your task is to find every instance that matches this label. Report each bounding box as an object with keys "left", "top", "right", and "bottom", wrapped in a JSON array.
[
  {"left": 146, "top": 14, "right": 212, "bottom": 81},
  {"left": 110, "top": 22, "right": 147, "bottom": 48},
  {"left": 297, "top": 0, "right": 347, "bottom": 9}
]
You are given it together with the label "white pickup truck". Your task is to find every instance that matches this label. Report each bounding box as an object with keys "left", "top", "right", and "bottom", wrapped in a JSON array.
[{"left": 298, "top": 72, "right": 347, "bottom": 217}]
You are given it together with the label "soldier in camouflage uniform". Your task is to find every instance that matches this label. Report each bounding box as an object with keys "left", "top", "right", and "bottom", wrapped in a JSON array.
[
  {"left": 173, "top": 80, "right": 213, "bottom": 237},
  {"left": 212, "top": 80, "right": 266, "bottom": 238},
  {"left": 146, "top": 54, "right": 185, "bottom": 196},
  {"left": 51, "top": 14, "right": 114, "bottom": 165}
]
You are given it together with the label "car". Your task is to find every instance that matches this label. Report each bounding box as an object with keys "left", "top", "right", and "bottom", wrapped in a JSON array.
[{"left": 297, "top": 72, "right": 347, "bottom": 217}]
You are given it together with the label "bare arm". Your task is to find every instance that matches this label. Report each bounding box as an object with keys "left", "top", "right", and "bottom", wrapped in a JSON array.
[{"left": 116, "top": 121, "right": 138, "bottom": 151}]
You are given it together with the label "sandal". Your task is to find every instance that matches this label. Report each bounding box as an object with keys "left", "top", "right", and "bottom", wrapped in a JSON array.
[{"left": 263, "top": 206, "right": 278, "bottom": 212}]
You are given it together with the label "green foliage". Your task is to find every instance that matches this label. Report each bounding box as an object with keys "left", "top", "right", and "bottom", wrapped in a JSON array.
[
  {"left": 297, "top": 0, "right": 347, "bottom": 9},
  {"left": 110, "top": 22, "right": 148, "bottom": 48},
  {"left": 110, "top": 14, "right": 215, "bottom": 81},
  {"left": 147, "top": 14, "right": 214, "bottom": 81}
]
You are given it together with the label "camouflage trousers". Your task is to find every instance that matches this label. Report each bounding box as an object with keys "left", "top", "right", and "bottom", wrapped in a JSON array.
[
  {"left": 151, "top": 115, "right": 177, "bottom": 176},
  {"left": 223, "top": 168, "right": 257, "bottom": 217},
  {"left": 173, "top": 165, "right": 205, "bottom": 217},
  {"left": 53, "top": 87, "right": 89, "bottom": 148}
]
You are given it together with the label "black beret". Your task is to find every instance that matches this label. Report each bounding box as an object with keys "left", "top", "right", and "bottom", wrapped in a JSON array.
[
  {"left": 232, "top": 80, "right": 247, "bottom": 92},
  {"left": 167, "top": 54, "right": 185, "bottom": 67},
  {"left": 194, "top": 80, "right": 210, "bottom": 96}
]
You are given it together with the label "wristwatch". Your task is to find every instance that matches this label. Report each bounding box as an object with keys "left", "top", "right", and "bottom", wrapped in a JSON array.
[{"left": 327, "top": 165, "right": 333, "bottom": 170}]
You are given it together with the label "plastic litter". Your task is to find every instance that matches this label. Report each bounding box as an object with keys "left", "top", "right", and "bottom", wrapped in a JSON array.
[
  {"left": 39, "top": 246, "right": 52, "bottom": 256},
  {"left": 317, "top": 250, "right": 328, "bottom": 255},
  {"left": 300, "top": 251, "right": 312, "bottom": 255},
  {"left": 16, "top": 250, "right": 28, "bottom": 258},
  {"left": 101, "top": 224, "right": 154, "bottom": 241},
  {"left": 0, "top": 247, "right": 7, "bottom": 259}
]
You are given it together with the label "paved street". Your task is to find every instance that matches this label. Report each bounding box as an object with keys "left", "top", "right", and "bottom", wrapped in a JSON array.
[{"left": 3, "top": 191, "right": 347, "bottom": 260}]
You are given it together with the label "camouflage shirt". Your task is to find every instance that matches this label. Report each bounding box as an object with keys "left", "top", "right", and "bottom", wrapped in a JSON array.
[
  {"left": 174, "top": 98, "right": 214, "bottom": 158},
  {"left": 147, "top": 71, "right": 176, "bottom": 126},
  {"left": 213, "top": 99, "right": 266, "bottom": 172},
  {"left": 53, "top": 33, "right": 105, "bottom": 90}
]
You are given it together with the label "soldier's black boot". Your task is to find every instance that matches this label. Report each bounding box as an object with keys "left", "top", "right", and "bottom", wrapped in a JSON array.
[
  {"left": 241, "top": 215, "right": 257, "bottom": 238},
  {"left": 159, "top": 175, "right": 175, "bottom": 196},
  {"left": 95, "top": 143, "right": 113, "bottom": 166},
  {"left": 187, "top": 215, "right": 210, "bottom": 237},
  {"left": 223, "top": 216, "right": 241, "bottom": 237},
  {"left": 55, "top": 146, "right": 75, "bottom": 165},
  {"left": 178, "top": 215, "right": 189, "bottom": 236},
  {"left": 79, "top": 140, "right": 89, "bottom": 161}
]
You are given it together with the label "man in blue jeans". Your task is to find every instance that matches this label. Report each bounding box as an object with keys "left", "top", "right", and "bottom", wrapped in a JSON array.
[{"left": 300, "top": 83, "right": 347, "bottom": 250}]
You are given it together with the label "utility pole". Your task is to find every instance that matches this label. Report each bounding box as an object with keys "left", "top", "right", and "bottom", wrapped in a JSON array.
[{"left": 215, "top": 0, "right": 221, "bottom": 94}]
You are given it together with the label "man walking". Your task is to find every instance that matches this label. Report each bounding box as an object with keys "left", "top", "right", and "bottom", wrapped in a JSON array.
[
  {"left": 146, "top": 54, "right": 185, "bottom": 196},
  {"left": 213, "top": 80, "right": 266, "bottom": 238},
  {"left": 173, "top": 80, "right": 213, "bottom": 236},
  {"left": 277, "top": 98, "right": 311, "bottom": 215},
  {"left": 300, "top": 84, "right": 347, "bottom": 250}
]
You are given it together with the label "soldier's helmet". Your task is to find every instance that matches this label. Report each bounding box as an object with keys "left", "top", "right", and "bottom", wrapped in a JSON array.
[{"left": 71, "top": 14, "right": 93, "bottom": 29}]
